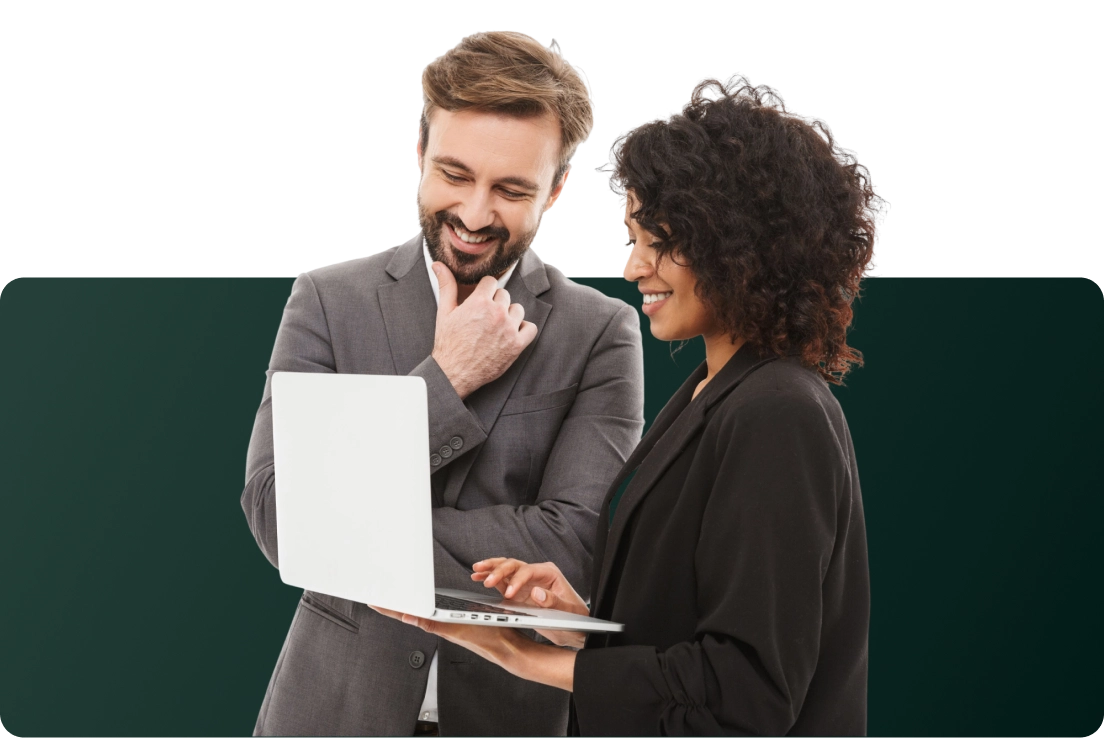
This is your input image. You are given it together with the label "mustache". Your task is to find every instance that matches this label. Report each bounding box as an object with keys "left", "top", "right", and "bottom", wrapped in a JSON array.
[{"left": 435, "top": 210, "right": 510, "bottom": 244}]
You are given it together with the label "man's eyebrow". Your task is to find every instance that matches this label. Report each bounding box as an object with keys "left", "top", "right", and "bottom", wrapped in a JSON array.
[{"left": 432, "top": 156, "right": 539, "bottom": 192}]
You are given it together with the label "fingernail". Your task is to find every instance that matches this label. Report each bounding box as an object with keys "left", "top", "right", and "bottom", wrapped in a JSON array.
[
  {"left": 533, "top": 588, "right": 546, "bottom": 602},
  {"left": 401, "top": 614, "right": 415, "bottom": 625}
]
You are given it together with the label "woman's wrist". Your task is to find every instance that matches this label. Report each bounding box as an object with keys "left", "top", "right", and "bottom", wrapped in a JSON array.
[{"left": 507, "top": 636, "right": 577, "bottom": 692}]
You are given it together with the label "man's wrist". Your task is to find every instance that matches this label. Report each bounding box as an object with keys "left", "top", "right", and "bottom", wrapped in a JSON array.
[{"left": 432, "top": 352, "right": 476, "bottom": 399}]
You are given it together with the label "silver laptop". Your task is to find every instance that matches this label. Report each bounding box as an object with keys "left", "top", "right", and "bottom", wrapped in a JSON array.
[{"left": 270, "top": 372, "right": 622, "bottom": 633}]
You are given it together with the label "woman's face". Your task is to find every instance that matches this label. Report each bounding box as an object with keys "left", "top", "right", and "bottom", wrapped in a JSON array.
[{"left": 622, "top": 194, "right": 720, "bottom": 342}]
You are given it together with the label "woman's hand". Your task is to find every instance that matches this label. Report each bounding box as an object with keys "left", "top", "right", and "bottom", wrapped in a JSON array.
[
  {"left": 472, "top": 558, "right": 589, "bottom": 648},
  {"left": 369, "top": 606, "right": 576, "bottom": 692},
  {"left": 370, "top": 605, "right": 527, "bottom": 671}
]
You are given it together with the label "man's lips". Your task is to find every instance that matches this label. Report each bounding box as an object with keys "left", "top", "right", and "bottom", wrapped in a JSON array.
[{"left": 448, "top": 222, "right": 501, "bottom": 254}]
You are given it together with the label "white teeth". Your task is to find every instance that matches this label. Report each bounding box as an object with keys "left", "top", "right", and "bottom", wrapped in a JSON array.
[
  {"left": 642, "top": 292, "right": 673, "bottom": 304},
  {"left": 454, "top": 225, "right": 489, "bottom": 244}
]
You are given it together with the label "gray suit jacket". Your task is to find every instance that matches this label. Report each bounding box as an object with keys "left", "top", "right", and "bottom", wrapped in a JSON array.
[{"left": 241, "top": 234, "right": 645, "bottom": 736}]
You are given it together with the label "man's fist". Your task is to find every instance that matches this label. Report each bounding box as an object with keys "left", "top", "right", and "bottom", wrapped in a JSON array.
[{"left": 430, "top": 262, "right": 538, "bottom": 399}]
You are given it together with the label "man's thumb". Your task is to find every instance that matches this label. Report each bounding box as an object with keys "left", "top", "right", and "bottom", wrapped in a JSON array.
[{"left": 432, "top": 262, "right": 458, "bottom": 312}]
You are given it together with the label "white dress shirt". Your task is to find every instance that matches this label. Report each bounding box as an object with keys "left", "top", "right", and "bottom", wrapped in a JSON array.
[{"left": 416, "top": 240, "right": 518, "bottom": 723}]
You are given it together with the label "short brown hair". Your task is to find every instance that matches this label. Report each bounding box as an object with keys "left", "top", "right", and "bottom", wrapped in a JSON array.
[{"left": 421, "top": 32, "right": 593, "bottom": 186}]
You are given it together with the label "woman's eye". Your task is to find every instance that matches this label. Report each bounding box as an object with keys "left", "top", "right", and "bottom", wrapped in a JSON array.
[{"left": 625, "top": 239, "right": 636, "bottom": 246}]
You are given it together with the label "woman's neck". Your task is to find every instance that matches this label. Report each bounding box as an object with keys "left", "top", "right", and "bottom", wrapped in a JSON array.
[{"left": 704, "top": 331, "right": 744, "bottom": 378}]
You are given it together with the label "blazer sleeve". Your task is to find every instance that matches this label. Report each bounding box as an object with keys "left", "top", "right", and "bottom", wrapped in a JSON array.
[
  {"left": 430, "top": 303, "right": 645, "bottom": 595},
  {"left": 239, "top": 273, "right": 488, "bottom": 568},
  {"left": 572, "top": 388, "right": 852, "bottom": 736}
]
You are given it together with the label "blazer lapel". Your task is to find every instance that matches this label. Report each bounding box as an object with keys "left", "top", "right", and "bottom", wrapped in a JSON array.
[
  {"left": 376, "top": 238, "right": 556, "bottom": 507},
  {"left": 378, "top": 234, "right": 438, "bottom": 375},
  {"left": 587, "top": 361, "right": 705, "bottom": 605},
  {"left": 592, "top": 346, "right": 780, "bottom": 612}
]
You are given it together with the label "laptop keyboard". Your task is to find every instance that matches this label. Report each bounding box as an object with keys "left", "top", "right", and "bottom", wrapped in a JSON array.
[{"left": 435, "top": 593, "right": 528, "bottom": 617}]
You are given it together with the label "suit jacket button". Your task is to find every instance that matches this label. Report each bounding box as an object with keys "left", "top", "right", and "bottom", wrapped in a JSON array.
[
  {"left": 430, "top": 454, "right": 442, "bottom": 467},
  {"left": 409, "top": 650, "right": 426, "bottom": 668},
  {"left": 449, "top": 436, "right": 463, "bottom": 450},
  {"left": 439, "top": 445, "right": 453, "bottom": 459}
]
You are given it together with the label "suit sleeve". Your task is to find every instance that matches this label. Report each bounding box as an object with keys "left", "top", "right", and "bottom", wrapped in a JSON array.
[
  {"left": 572, "top": 390, "right": 850, "bottom": 736},
  {"left": 240, "top": 273, "right": 488, "bottom": 568},
  {"left": 430, "top": 304, "right": 645, "bottom": 594}
]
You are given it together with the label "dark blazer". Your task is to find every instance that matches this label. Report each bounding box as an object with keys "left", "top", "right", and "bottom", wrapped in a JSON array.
[{"left": 571, "top": 345, "right": 870, "bottom": 736}]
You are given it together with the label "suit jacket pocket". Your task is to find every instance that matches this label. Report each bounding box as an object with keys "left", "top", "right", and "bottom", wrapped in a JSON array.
[
  {"left": 300, "top": 592, "right": 360, "bottom": 633},
  {"left": 500, "top": 384, "right": 578, "bottom": 417}
]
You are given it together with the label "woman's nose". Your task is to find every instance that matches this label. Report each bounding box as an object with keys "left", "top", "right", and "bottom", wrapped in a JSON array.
[{"left": 623, "top": 242, "right": 654, "bottom": 282}]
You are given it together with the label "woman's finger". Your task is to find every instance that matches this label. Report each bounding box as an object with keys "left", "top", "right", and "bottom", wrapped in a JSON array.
[
  {"left": 369, "top": 605, "right": 405, "bottom": 621},
  {"left": 472, "top": 557, "right": 508, "bottom": 572},
  {"left": 483, "top": 559, "right": 524, "bottom": 588},
  {"left": 503, "top": 568, "right": 536, "bottom": 599},
  {"left": 401, "top": 614, "right": 440, "bottom": 635}
]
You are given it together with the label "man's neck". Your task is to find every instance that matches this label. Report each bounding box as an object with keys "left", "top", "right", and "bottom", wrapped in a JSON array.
[{"left": 457, "top": 283, "right": 479, "bottom": 304}]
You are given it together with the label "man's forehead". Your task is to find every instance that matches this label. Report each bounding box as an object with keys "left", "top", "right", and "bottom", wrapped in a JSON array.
[{"left": 426, "top": 108, "right": 561, "bottom": 180}]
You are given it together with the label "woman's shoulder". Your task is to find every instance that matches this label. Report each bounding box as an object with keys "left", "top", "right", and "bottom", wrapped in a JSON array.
[{"left": 708, "top": 356, "right": 848, "bottom": 441}]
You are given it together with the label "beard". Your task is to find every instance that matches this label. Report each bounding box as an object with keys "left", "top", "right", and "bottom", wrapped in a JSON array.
[{"left": 418, "top": 196, "right": 540, "bottom": 285}]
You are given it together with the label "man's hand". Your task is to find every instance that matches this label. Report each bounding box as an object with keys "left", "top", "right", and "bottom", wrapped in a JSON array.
[{"left": 430, "top": 262, "right": 538, "bottom": 399}]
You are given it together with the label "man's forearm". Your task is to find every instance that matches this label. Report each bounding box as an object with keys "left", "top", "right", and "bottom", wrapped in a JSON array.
[{"left": 432, "top": 353, "right": 476, "bottom": 404}]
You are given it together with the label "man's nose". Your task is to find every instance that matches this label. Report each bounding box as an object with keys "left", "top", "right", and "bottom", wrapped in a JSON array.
[{"left": 456, "top": 189, "right": 496, "bottom": 232}]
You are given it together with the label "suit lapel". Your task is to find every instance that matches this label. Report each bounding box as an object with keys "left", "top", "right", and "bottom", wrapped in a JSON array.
[
  {"left": 378, "top": 234, "right": 437, "bottom": 375},
  {"left": 379, "top": 239, "right": 554, "bottom": 507},
  {"left": 592, "top": 346, "right": 780, "bottom": 612}
]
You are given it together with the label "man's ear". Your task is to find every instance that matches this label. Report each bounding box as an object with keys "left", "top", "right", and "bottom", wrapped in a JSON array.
[
  {"left": 544, "top": 166, "right": 571, "bottom": 212},
  {"left": 416, "top": 127, "right": 424, "bottom": 171}
]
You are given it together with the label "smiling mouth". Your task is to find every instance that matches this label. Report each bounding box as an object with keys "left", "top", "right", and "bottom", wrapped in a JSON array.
[
  {"left": 642, "top": 292, "right": 672, "bottom": 304},
  {"left": 446, "top": 222, "right": 498, "bottom": 256}
]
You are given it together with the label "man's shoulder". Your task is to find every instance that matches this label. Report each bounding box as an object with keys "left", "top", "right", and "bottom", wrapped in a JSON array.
[
  {"left": 540, "top": 262, "right": 634, "bottom": 326},
  {"left": 301, "top": 247, "right": 400, "bottom": 290}
]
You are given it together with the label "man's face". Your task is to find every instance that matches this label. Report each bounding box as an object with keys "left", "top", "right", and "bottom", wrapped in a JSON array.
[{"left": 417, "top": 108, "right": 567, "bottom": 284}]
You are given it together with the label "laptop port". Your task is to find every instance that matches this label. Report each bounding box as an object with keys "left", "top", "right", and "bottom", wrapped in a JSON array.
[
  {"left": 484, "top": 615, "right": 491, "bottom": 620},
  {"left": 450, "top": 613, "right": 465, "bottom": 619},
  {"left": 496, "top": 616, "right": 508, "bottom": 622},
  {"left": 470, "top": 614, "right": 477, "bottom": 619}
]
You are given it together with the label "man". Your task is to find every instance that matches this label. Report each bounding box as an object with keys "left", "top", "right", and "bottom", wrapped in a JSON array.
[{"left": 241, "top": 32, "right": 644, "bottom": 736}]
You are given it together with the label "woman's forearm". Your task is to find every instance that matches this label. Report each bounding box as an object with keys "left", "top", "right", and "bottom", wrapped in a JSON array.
[{"left": 500, "top": 636, "right": 577, "bottom": 692}]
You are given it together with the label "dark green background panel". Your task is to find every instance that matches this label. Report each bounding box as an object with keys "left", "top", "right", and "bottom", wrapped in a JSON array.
[{"left": 0, "top": 278, "right": 1101, "bottom": 736}]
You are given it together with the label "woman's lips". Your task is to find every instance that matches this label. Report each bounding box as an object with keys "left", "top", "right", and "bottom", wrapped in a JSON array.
[{"left": 641, "top": 293, "right": 671, "bottom": 316}]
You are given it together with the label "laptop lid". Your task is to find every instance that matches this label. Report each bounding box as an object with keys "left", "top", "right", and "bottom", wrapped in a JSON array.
[{"left": 271, "top": 372, "right": 436, "bottom": 617}]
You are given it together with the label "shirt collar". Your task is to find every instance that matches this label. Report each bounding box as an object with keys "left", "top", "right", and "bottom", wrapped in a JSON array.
[{"left": 422, "top": 239, "right": 519, "bottom": 307}]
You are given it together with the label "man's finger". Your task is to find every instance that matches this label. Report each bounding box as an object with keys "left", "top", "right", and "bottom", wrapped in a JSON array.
[
  {"left": 508, "top": 302, "right": 525, "bottom": 323},
  {"left": 432, "top": 262, "right": 458, "bottom": 315},
  {"left": 518, "top": 320, "right": 538, "bottom": 345},
  {"left": 492, "top": 288, "right": 511, "bottom": 307},
  {"left": 472, "top": 275, "right": 500, "bottom": 298}
]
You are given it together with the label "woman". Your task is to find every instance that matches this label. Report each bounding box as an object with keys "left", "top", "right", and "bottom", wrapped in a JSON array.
[{"left": 381, "top": 77, "right": 878, "bottom": 735}]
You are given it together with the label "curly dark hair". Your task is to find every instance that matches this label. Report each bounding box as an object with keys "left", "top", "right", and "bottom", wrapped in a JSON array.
[{"left": 611, "top": 77, "right": 880, "bottom": 384}]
